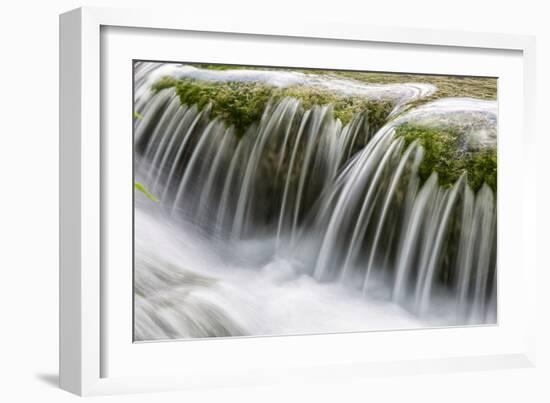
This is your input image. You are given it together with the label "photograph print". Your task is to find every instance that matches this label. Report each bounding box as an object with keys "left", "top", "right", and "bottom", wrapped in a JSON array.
[{"left": 133, "top": 61, "right": 497, "bottom": 342}]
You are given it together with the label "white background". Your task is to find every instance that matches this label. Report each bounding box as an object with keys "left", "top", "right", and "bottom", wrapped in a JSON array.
[
  {"left": 103, "top": 25, "right": 526, "bottom": 380},
  {"left": 1, "top": 0, "right": 548, "bottom": 402}
]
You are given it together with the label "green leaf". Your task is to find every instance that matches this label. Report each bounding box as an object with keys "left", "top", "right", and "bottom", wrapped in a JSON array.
[
  {"left": 133, "top": 111, "right": 144, "bottom": 121},
  {"left": 134, "top": 182, "right": 159, "bottom": 202}
]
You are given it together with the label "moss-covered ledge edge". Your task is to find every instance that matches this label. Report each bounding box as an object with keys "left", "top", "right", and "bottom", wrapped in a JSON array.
[
  {"left": 150, "top": 76, "right": 497, "bottom": 193},
  {"left": 394, "top": 123, "right": 497, "bottom": 193},
  {"left": 151, "top": 76, "right": 394, "bottom": 137}
]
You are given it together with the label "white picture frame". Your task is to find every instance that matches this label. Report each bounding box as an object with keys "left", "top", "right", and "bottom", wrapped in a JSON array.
[{"left": 59, "top": 6, "right": 537, "bottom": 396}]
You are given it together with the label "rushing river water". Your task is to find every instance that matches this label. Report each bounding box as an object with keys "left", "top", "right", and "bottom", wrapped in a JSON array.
[{"left": 133, "top": 62, "right": 497, "bottom": 341}]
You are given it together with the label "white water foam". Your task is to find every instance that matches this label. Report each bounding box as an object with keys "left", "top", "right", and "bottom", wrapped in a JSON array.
[
  {"left": 134, "top": 63, "right": 436, "bottom": 113},
  {"left": 134, "top": 199, "right": 470, "bottom": 341},
  {"left": 393, "top": 97, "right": 498, "bottom": 149}
]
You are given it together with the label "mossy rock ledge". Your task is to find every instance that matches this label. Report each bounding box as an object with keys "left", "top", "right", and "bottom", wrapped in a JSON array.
[
  {"left": 394, "top": 122, "right": 496, "bottom": 193},
  {"left": 151, "top": 76, "right": 496, "bottom": 193},
  {"left": 152, "top": 76, "right": 394, "bottom": 138}
]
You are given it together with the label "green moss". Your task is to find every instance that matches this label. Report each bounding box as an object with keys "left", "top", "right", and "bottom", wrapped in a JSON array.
[
  {"left": 395, "top": 123, "right": 496, "bottom": 192},
  {"left": 151, "top": 76, "right": 179, "bottom": 93},
  {"left": 275, "top": 86, "right": 392, "bottom": 128},
  {"left": 467, "top": 148, "right": 497, "bottom": 192},
  {"left": 174, "top": 79, "right": 274, "bottom": 137},
  {"left": 153, "top": 77, "right": 393, "bottom": 137}
]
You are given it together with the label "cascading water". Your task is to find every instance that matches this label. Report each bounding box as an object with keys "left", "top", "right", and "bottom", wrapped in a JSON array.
[{"left": 133, "top": 62, "right": 497, "bottom": 341}]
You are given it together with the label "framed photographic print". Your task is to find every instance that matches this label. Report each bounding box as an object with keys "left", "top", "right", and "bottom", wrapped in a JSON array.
[{"left": 60, "top": 6, "right": 537, "bottom": 396}]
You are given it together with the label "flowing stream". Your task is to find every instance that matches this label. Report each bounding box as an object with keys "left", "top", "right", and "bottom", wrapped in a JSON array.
[{"left": 133, "top": 62, "right": 497, "bottom": 341}]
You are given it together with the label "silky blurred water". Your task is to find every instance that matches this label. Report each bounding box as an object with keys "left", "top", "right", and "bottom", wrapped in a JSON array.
[
  {"left": 134, "top": 200, "right": 462, "bottom": 341},
  {"left": 133, "top": 62, "right": 497, "bottom": 341}
]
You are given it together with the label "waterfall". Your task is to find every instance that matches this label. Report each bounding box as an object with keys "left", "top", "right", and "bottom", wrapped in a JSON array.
[{"left": 133, "top": 62, "right": 497, "bottom": 340}]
